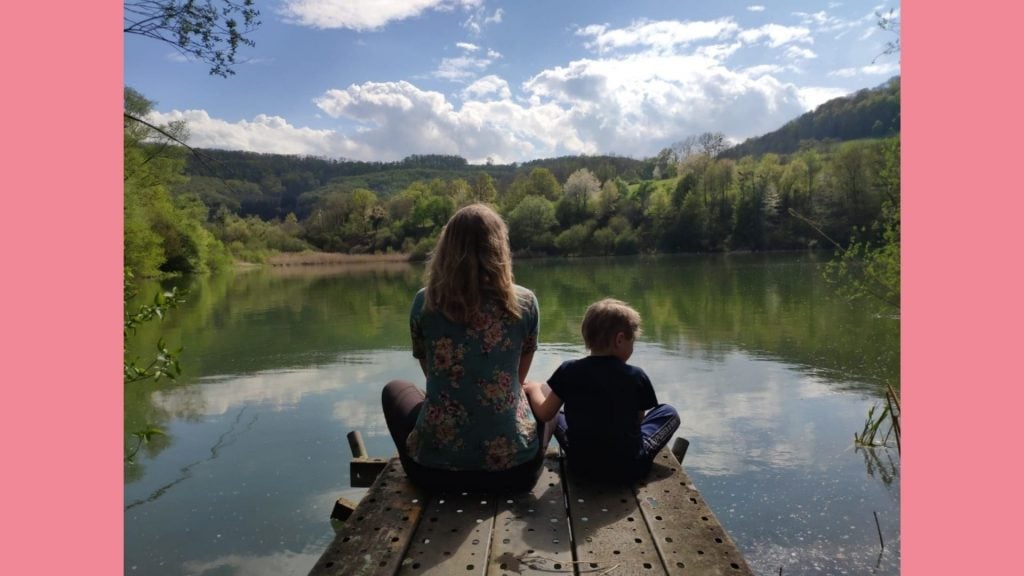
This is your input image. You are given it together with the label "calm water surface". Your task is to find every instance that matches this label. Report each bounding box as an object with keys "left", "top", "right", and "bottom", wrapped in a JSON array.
[{"left": 125, "top": 254, "right": 900, "bottom": 575}]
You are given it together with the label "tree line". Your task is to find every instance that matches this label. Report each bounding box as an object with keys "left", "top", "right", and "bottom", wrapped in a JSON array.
[{"left": 125, "top": 88, "right": 899, "bottom": 279}]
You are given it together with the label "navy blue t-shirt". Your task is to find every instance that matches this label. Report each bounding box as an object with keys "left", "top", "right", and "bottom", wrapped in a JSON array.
[{"left": 548, "top": 355, "right": 658, "bottom": 472}]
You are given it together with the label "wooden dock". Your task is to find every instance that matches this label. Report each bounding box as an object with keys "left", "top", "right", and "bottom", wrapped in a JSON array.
[{"left": 310, "top": 445, "right": 753, "bottom": 576}]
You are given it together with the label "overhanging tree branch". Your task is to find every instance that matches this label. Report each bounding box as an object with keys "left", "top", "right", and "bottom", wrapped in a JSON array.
[{"left": 124, "top": 0, "right": 261, "bottom": 77}]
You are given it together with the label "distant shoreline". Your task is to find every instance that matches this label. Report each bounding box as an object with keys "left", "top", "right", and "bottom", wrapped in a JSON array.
[{"left": 265, "top": 252, "right": 412, "bottom": 267}]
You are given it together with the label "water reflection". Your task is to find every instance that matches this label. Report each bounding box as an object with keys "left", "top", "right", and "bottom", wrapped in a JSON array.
[{"left": 125, "top": 254, "right": 899, "bottom": 576}]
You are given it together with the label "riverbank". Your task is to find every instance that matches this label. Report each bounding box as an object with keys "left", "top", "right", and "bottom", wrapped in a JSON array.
[{"left": 266, "top": 252, "right": 411, "bottom": 266}]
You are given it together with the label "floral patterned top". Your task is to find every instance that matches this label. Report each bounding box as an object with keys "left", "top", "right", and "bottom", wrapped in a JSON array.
[{"left": 407, "top": 285, "right": 540, "bottom": 471}]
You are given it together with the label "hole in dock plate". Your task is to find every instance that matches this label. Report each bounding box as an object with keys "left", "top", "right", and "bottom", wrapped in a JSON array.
[
  {"left": 697, "top": 550, "right": 705, "bottom": 555},
  {"left": 379, "top": 561, "right": 387, "bottom": 567},
  {"left": 676, "top": 562, "right": 685, "bottom": 568},
  {"left": 392, "top": 537, "right": 400, "bottom": 543},
  {"left": 715, "top": 537, "right": 723, "bottom": 543},
  {"left": 730, "top": 563, "right": 740, "bottom": 570},
  {"left": 655, "top": 515, "right": 663, "bottom": 521},
  {"left": 503, "top": 538, "right": 510, "bottom": 544},
  {"left": 627, "top": 517, "right": 635, "bottom": 522},
  {"left": 665, "top": 537, "right": 673, "bottom": 543},
  {"left": 634, "top": 538, "right": 642, "bottom": 543},
  {"left": 429, "top": 517, "right": 438, "bottom": 523},
  {"left": 412, "top": 562, "right": 421, "bottom": 569},
  {"left": 341, "top": 537, "right": 350, "bottom": 542},
  {"left": 553, "top": 538, "right": 560, "bottom": 544},
  {"left": 644, "top": 563, "right": 653, "bottom": 569},
  {"left": 422, "top": 538, "right": 430, "bottom": 544},
  {"left": 701, "top": 516, "right": 709, "bottom": 521},
  {"left": 472, "top": 539, "right": 480, "bottom": 545},
  {"left": 613, "top": 550, "right": 621, "bottom": 555},
  {"left": 325, "top": 562, "right": 334, "bottom": 568},
  {"left": 500, "top": 563, "right": 507, "bottom": 569},
  {"left": 466, "top": 564, "right": 474, "bottom": 570},
  {"left": 590, "top": 563, "right": 598, "bottom": 568},
  {"left": 439, "top": 499, "right": 446, "bottom": 504}
]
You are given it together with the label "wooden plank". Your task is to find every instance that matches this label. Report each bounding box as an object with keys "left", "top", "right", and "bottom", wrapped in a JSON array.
[
  {"left": 487, "top": 454, "right": 574, "bottom": 576},
  {"left": 309, "top": 459, "right": 425, "bottom": 576},
  {"left": 563, "top": 459, "right": 668, "bottom": 575},
  {"left": 634, "top": 449, "right": 754, "bottom": 576},
  {"left": 396, "top": 489, "right": 497, "bottom": 575}
]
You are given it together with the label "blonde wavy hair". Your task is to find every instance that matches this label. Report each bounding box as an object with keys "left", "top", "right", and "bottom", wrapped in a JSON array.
[{"left": 424, "top": 204, "right": 522, "bottom": 324}]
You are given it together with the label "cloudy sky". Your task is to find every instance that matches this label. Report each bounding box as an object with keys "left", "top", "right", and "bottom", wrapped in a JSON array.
[{"left": 124, "top": 0, "right": 901, "bottom": 164}]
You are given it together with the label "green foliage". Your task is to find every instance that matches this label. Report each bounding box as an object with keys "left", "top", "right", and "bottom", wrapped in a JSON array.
[
  {"left": 854, "top": 384, "right": 901, "bottom": 452},
  {"left": 124, "top": 87, "right": 233, "bottom": 277},
  {"left": 124, "top": 272, "right": 187, "bottom": 384},
  {"left": 507, "top": 196, "right": 558, "bottom": 253},
  {"left": 554, "top": 221, "right": 595, "bottom": 256},
  {"left": 824, "top": 199, "right": 900, "bottom": 308},
  {"left": 723, "top": 77, "right": 900, "bottom": 158},
  {"left": 124, "top": 0, "right": 262, "bottom": 77},
  {"left": 125, "top": 427, "right": 166, "bottom": 464}
]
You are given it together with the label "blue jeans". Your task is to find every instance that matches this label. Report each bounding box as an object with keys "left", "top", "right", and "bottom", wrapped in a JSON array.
[{"left": 555, "top": 403, "right": 680, "bottom": 482}]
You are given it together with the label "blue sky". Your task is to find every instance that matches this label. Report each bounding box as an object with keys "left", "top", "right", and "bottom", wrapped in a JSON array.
[{"left": 124, "top": 0, "right": 900, "bottom": 164}]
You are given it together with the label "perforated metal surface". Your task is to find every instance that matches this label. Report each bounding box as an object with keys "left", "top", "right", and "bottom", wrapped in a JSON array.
[
  {"left": 310, "top": 460, "right": 425, "bottom": 576},
  {"left": 311, "top": 452, "right": 753, "bottom": 576},
  {"left": 397, "top": 490, "right": 497, "bottom": 575},
  {"left": 487, "top": 456, "right": 573, "bottom": 575},
  {"left": 564, "top": 463, "right": 668, "bottom": 575},
  {"left": 634, "top": 450, "right": 754, "bottom": 575}
]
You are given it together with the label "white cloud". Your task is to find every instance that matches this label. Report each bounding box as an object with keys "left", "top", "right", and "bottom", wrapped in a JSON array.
[
  {"left": 151, "top": 15, "right": 872, "bottom": 164},
  {"left": 313, "top": 80, "right": 584, "bottom": 163},
  {"left": 796, "top": 86, "right": 851, "bottom": 110},
  {"left": 785, "top": 46, "right": 817, "bottom": 60},
  {"left": 828, "top": 61, "right": 899, "bottom": 78},
  {"left": 747, "top": 5, "right": 766, "bottom": 11},
  {"left": 463, "top": 5, "right": 504, "bottom": 35},
  {"left": 147, "top": 109, "right": 369, "bottom": 158},
  {"left": 738, "top": 23, "right": 812, "bottom": 47},
  {"left": 486, "top": 8, "right": 504, "bottom": 24},
  {"left": 161, "top": 45, "right": 817, "bottom": 164},
  {"left": 434, "top": 55, "right": 495, "bottom": 81},
  {"left": 462, "top": 75, "right": 512, "bottom": 100},
  {"left": 577, "top": 18, "right": 740, "bottom": 53},
  {"left": 279, "top": 0, "right": 482, "bottom": 31}
]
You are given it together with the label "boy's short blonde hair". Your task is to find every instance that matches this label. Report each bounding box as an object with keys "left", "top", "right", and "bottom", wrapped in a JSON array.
[{"left": 581, "top": 298, "right": 642, "bottom": 351}]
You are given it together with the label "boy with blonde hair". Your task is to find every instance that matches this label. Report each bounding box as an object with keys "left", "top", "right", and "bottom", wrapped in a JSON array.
[{"left": 525, "top": 298, "right": 680, "bottom": 482}]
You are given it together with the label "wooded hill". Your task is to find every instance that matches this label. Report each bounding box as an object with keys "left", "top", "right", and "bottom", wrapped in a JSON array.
[
  {"left": 125, "top": 77, "right": 900, "bottom": 278},
  {"left": 721, "top": 76, "right": 900, "bottom": 159},
  {"left": 179, "top": 150, "right": 646, "bottom": 221}
]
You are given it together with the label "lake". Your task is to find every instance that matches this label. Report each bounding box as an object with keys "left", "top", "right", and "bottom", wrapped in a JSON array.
[{"left": 124, "top": 253, "right": 900, "bottom": 575}]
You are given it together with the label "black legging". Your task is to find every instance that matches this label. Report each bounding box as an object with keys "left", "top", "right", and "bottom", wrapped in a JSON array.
[{"left": 382, "top": 380, "right": 555, "bottom": 492}]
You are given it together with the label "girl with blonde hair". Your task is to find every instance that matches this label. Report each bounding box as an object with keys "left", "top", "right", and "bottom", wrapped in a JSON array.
[{"left": 382, "top": 204, "right": 553, "bottom": 491}]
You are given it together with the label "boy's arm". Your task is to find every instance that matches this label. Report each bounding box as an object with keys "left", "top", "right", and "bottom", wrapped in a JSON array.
[{"left": 524, "top": 380, "right": 563, "bottom": 422}]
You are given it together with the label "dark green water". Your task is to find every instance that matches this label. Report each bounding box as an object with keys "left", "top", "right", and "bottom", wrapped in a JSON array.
[{"left": 124, "top": 253, "right": 899, "bottom": 575}]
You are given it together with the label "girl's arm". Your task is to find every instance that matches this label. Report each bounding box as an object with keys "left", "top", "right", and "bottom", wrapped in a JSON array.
[{"left": 518, "top": 351, "right": 534, "bottom": 385}]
